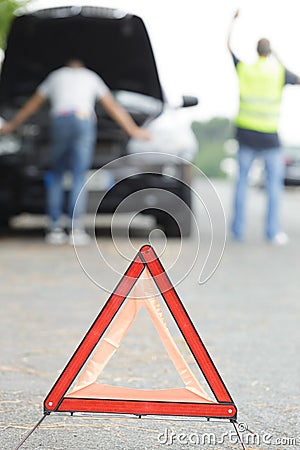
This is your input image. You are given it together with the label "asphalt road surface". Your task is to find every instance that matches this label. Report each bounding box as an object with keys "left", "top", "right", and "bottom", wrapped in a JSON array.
[{"left": 1, "top": 180, "right": 299, "bottom": 450}]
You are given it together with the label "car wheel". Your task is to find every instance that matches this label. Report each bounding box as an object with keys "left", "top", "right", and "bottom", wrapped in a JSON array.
[
  {"left": 0, "top": 215, "right": 11, "bottom": 231},
  {"left": 155, "top": 209, "right": 192, "bottom": 238}
]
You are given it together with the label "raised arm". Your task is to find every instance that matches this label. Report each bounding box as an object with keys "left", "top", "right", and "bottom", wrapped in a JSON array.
[
  {"left": 0, "top": 92, "right": 46, "bottom": 134},
  {"left": 272, "top": 51, "right": 300, "bottom": 84},
  {"left": 99, "top": 92, "right": 151, "bottom": 140},
  {"left": 227, "top": 9, "right": 239, "bottom": 53}
]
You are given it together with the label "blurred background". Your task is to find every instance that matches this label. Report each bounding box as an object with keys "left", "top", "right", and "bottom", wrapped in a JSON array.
[{"left": 2, "top": 0, "right": 300, "bottom": 181}]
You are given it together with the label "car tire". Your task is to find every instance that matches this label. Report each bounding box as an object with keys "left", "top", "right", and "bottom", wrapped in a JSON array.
[
  {"left": 0, "top": 215, "right": 11, "bottom": 232},
  {"left": 157, "top": 211, "right": 192, "bottom": 238},
  {"left": 156, "top": 182, "right": 192, "bottom": 238}
]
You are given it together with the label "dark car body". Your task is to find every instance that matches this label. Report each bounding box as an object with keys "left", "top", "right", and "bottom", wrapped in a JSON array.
[{"left": 283, "top": 146, "right": 300, "bottom": 185}]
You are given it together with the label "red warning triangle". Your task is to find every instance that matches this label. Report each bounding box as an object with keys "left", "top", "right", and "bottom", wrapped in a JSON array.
[{"left": 44, "top": 245, "right": 237, "bottom": 419}]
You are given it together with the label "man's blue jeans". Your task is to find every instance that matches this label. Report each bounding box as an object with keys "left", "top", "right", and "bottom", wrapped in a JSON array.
[
  {"left": 47, "top": 113, "right": 96, "bottom": 228},
  {"left": 231, "top": 145, "right": 284, "bottom": 240}
]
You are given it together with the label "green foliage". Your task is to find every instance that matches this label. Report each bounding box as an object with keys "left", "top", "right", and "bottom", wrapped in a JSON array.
[
  {"left": 192, "top": 117, "right": 235, "bottom": 178},
  {"left": 0, "top": 0, "right": 30, "bottom": 50}
]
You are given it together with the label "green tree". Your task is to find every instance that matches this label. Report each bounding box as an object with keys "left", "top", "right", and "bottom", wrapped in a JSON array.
[{"left": 0, "top": 0, "right": 30, "bottom": 50}]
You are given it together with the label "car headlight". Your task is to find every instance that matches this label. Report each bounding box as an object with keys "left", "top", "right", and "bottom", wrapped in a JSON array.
[{"left": 0, "top": 135, "right": 21, "bottom": 156}]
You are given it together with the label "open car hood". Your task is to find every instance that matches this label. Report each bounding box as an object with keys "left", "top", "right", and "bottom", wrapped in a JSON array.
[{"left": 0, "top": 6, "right": 163, "bottom": 104}]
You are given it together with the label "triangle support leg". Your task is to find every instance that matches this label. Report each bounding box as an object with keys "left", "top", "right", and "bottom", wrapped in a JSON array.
[
  {"left": 14, "top": 414, "right": 48, "bottom": 450},
  {"left": 231, "top": 420, "right": 246, "bottom": 450}
]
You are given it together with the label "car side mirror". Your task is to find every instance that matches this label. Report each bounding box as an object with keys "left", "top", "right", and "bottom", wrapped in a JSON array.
[{"left": 181, "top": 95, "right": 198, "bottom": 108}]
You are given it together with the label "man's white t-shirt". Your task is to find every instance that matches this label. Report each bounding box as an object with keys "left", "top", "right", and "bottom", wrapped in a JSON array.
[{"left": 38, "top": 66, "right": 109, "bottom": 117}]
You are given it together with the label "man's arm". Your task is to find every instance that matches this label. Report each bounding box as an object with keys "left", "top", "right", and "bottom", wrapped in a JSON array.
[
  {"left": 285, "top": 69, "right": 300, "bottom": 85},
  {"left": 0, "top": 92, "right": 46, "bottom": 133},
  {"left": 227, "top": 9, "right": 239, "bottom": 54},
  {"left": 99, "top": 93, "right": 151, "bottom": 140},
  {"left": 272, "top": 51, "right": 300, "bottom": 84}
]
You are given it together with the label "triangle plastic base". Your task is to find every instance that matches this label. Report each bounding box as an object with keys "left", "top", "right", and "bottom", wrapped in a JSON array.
[{"left": 44, "top": 245, "right": 237, "bottom": 420}]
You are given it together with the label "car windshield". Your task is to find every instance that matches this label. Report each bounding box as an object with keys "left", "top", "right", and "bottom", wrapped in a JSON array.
[{"left": 0, "top": 6, "right": 163, "bottom": 104}]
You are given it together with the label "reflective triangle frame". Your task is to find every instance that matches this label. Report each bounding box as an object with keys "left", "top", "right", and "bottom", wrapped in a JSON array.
[{"left": 44, "top": 245, "right": 237, "bottom": 420}]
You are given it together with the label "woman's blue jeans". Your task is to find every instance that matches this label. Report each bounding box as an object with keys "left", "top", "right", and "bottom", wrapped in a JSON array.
[
  {"left": 47, "top": 113, "right": 96, "bottom": 228},
  {"left": 231, "top": 145, "right": 284, "bottom": 240}
]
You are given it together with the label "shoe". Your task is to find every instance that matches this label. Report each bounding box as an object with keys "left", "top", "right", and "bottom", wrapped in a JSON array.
[
  {"left": 45, "top": 227, "right": 68, "bottom": 245},
  {"left": 269, "top": 232, "right": 289, "bottom": 246},
  {"left": 69, "top": 228, "right": 91, "bottom": 246}
]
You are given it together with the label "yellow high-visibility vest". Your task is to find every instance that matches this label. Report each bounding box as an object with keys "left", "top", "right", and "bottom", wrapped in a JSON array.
[{"left": 236, "top": 57, "right": 285, "bottom": 133}]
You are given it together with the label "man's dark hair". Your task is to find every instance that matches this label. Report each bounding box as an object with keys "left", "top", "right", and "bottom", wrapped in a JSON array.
[{"left": 257, "top": 38, "right": 271, "bottom": 57}]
